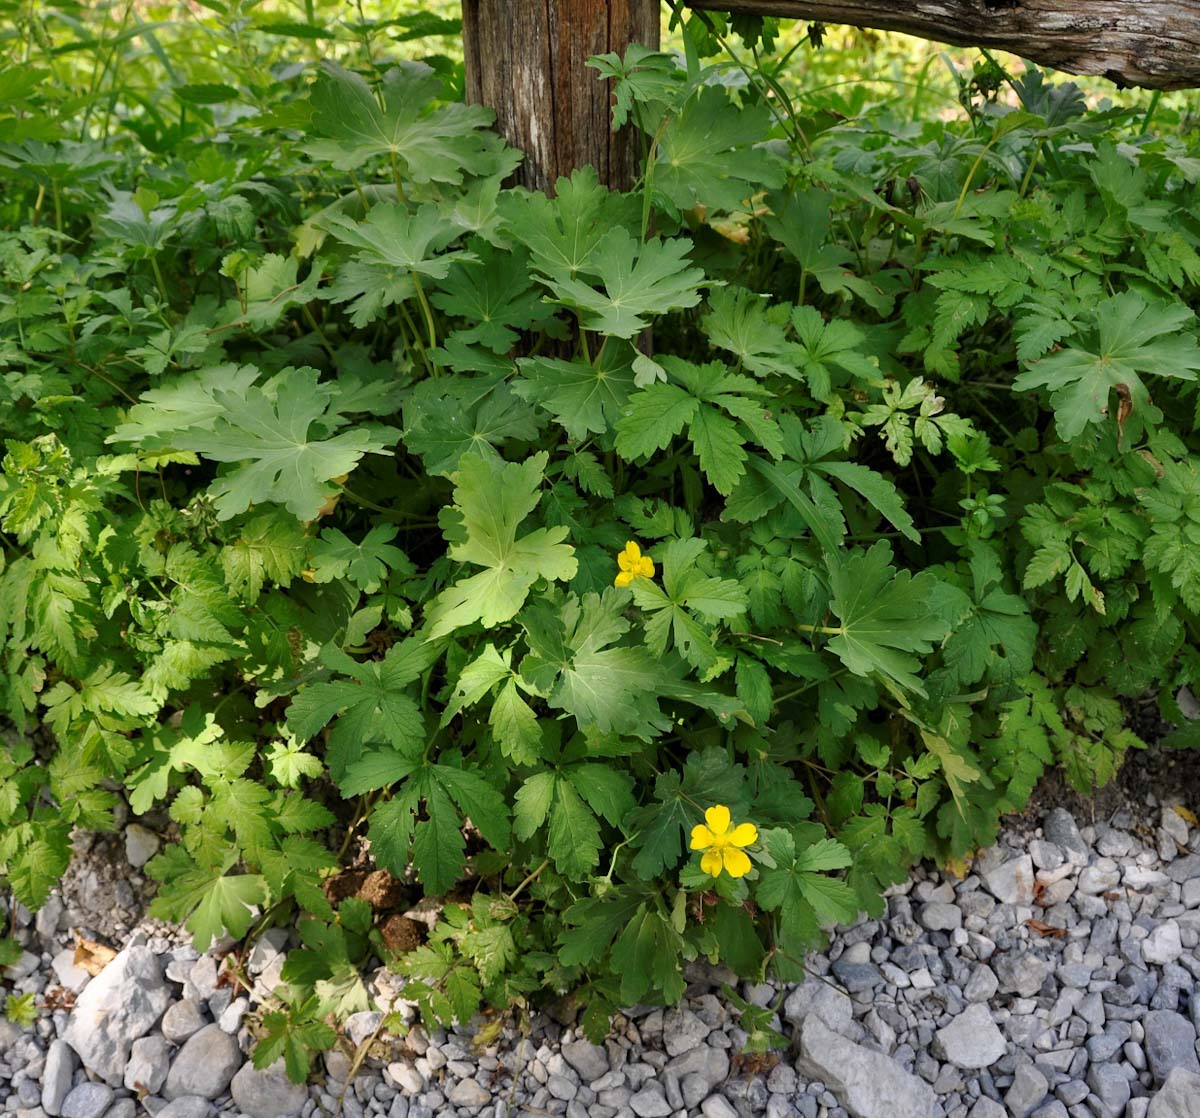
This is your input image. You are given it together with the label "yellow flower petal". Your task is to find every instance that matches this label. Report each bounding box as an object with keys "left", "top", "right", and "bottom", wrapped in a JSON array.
[
  {"left": 690, "top": 824, "right": 715, "bottom": 851},
  {"left": 624, "top": 541, "right": 641, "bottom": 561},
  {"left": 730, "top": 822, "right": 758, "bottom": 847},
  {"left": 700, "top": 849, "right": 724, "bottom": 877},
  {"left": 723, "top": 847, "right": 752, "bottom": 878},
  {"left": 637, "top": 556, "right": 655, "bottom": 578},
  {"left": 614, "top": 570, "right": 635, "bottom": 588},
  {"left": 704, "top": 804, "right": 731, "bottom": 837}
]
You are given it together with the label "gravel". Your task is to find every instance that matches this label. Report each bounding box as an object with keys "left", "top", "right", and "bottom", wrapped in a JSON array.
[{"left": 0, "top": 747, "right": 1188, "bottom": 1118}]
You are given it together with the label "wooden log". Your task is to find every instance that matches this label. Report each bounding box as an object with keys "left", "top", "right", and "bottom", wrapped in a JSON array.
[
  {"left": 688, "top": 0, "right": 1200, "bottom": 90},
  {"left": 461, "top": 0, "right": 660, "bottom": 192}
]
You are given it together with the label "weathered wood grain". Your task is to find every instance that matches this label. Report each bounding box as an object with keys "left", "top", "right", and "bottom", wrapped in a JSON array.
[
  {"left": 688, "top": 0, "right": 1200, "bottom": 90},
  {"left": 462, "top": 0, "right": 660, "bottom": 192}
]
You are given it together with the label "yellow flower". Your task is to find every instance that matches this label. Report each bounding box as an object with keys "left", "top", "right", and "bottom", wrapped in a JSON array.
[
  {"left": 614, "top": 540, "right": 655, "bottom": 588},
  {"left": 690, "top": 804, "right": 758, "bottom": 879}
]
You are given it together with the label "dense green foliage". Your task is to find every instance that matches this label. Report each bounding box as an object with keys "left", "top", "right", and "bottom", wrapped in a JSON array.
[{"left": 4, "top": 2, "right": 1200, "bottom": 1077}]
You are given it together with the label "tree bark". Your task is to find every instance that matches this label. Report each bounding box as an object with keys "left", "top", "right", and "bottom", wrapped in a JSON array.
[
  {"left": 462, "top": 0, "right": 661, "bottom": 193},
  {"left": 688, "top": 0, "right": 1200, "bottom": 90}
]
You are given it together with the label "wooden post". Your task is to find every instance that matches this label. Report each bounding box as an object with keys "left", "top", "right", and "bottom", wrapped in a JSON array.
[{"left": 461, "top": 0, "right": 661, "bottom": 193}]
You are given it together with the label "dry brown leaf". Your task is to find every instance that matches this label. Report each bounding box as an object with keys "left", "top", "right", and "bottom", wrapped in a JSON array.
[
  {"left": 73, "top": 935, "right": 117, "bottom": 976},
  {"left": 1173, "top": 805, "right": 1199, "bottom": 827},
  {"left": 1025, "top": 918, "right": 1067, "bottom": 939}
]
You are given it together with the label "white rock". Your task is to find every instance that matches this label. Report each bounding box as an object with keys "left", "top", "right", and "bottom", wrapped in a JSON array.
[
  {"left": 124, "top": 824, "right": 161, "bottom": 868},
  {"left": 796, "top": 1015, "right": 936, "bottom": 1118},
  {"left": 1162, "top": 807, "right": 1191, "bottom": 848},
  {"left": 934, "top": 1004, "right": 1007, "bottom": 1069},
  {"left": 60, "top": 1084, "right": 113, "bottom": 1118},
  {"left": 560, "top": 1041, "right": 608, "bottom": 1083},
  {"left": 4, "top": 951, "right": 39, "bottom": 981},
  {"left": 155, "top": 1099, "right": 214, "bottom": 1118},
  {"left": 124, "top": 1036, "right": 170, "bottom": 1095},
  {"left": 700, "top": 1098, "right": 739, "bottom": 1118},
  {"left": 218, "top": 996, "right": 249, "bottom": 1034},
  {"left": 160, "top": 999, "right": 207, "bottom": 1044},
  {"left": 1078, "top": 860, "right": 1122, "bottom": 895},
  {"left": 229, "top": 1058, "right": 308, "bottom": 1118},
  {"left": 163, "top": 1024, "right": 243, "bottom": 1100},
  {"left": 447, "top": 1079, "right": 491, "bottom": 1108},
  {"left": 1143, "top": 922, "right": 1184, "bottom": 966},
  {"left": 782, "top": 978, "right": 853, "bottom": 1034},
  {"left": 662, "top": 1007, "right": 710, "bottom": 1057},
  {"left": 50, "top": 950, "right": 90, "bottom": 995},
  {"left": 41, "top": 1040, "right": 76, "bottom": 1117},
  {"left": 982, "top": 855, "right": 1035, "bottom": 906},
  {"left": 63, "top": 945, "right": 171, "bottom": 1086},
  {"left": 1147, "top": 1066, "right": 1200, "bottom": 1118},
  {"left": 386, "top": 1063, "right": 424, "bottom": 1095}
]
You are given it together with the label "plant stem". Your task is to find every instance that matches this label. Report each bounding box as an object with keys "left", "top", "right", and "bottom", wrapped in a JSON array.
[{"left": 508, "top": 859, "right": 550, "bottom": 902}]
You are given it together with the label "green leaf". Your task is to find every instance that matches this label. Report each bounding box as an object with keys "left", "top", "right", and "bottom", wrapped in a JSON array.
[
  {"left": 489, "top": 678, "right": 543, "bottom": 764},
  {"left": 651, "top": 86, "right": 785, "bottom": 215},
  {"left": 513, "top": 771, "right": 556, "bottom": 840},
  {"left": 614, "top": 383, "right": 699, "bottom": 460},
  {"left": 306, "top": 61, "right": 513, "bottom": 182},
  {"left": 825, "top": 542, "right": 948, "bottom": 695},
  {"left": 425, "top": 452, "right": 577, "bottom": 638},
  {"left": 411, "top": 781, "right": 466, "bottom": 895},
  {"left": 521, "top": 589, "right": 660, "bottom": 737},
  {"left": 1013, "top": 293, "right": 1200, "bottom": 439},
  {"left": 756, "top": 827, "right": 857, "bottom": 956},
  {"left": 166, "top": 367, "right": 397, "bottom": 521},
  {"left": 610, "top": 904, "right": 686, "bottom": 1005},
  {"left": 221, "top": 511, "right": 308, "bottom": 602},
  {"left": 432, "top": 242, "right": 550, "bottom": 353},
  {"left": 514, "top": 349, "right": 637, "bottom": 441},
  {"left": 501, "top": 166, "right": 640, "bottom": 281},
  {"left": 431, "top": 762, "right": 510, "bottom": 851},
  {"left": 308, "top": 524, "right": 409, "bottom": 592},
  {"left": 148, "top": 848, "right": 267, "bottom": 952},
  {"left": 254, "top": 996, "right": 337, "bottom": 1084},
  {"left": 287, "top": 640, "right": 437, "bottom": 780},
  {"left": 548, "top": 779, "right": 603, "bottom": 878},
  {"left": 542, "top": 228, "right": 706, "bottom": 339}
]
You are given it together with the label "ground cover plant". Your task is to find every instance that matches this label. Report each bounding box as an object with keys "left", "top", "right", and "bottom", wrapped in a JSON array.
[{"left": 3, "top": 0, "right": 1200, "bottom": 1081}]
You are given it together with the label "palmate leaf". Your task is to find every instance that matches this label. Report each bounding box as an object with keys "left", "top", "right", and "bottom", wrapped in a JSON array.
[
  {"left": 652, "top": 86, "right": 786, "bottom": 216},
  {"left": 541, "top": 228, "right": 706, "bottom": 339},
  {"left": 520, "top": 588, "right": 660, "bottom": 738},
  {"left": 1013, "top": 292, "right": 1200, "bottom": 439},
  {"left": 362, "top": 761, "right": 510, "bottom": 895},
  {"left": 146, "top": 845, "right": 267, "bottom": 952},
  {"left": 404, "top": 379, "right": 540, "bottom": 478},
  {"left": 626, "top": 747, "right": 747, "bottom": 880},
  {"left": 513, "top": 764, "right": 635, "bottom": 879},
  {"left": 431, "top": 242, "right": 552, "bottom": 353},
  {"left": 615, "top": 358, "right": 781, "bottom": 495},
  {"left": 826, "top": 541, "right": 949, "bottom": 696},
  {"left": 220, "top": 510, "right": 308, "bottom": 602},
  {"left": 306, "top": 61, "right": 515, "bottom": 182},
  {"left": 755, "top": 826, "right": 856, "bottom": 957},
  {"left": 500, "top": 166, "right": 641, "bottom": 281},
  {"left": 152, "top": 367, "right": 399, "bottom": 522},
  {"left": 286, "top": 639, "right": 439, "bottom": 779},
  {"left": 254, "top": 996, "right": 337, "bottom": 1085},
  {"left": 424, "top": 452, "right": 576, "bottom": 638},
  {"left": 514, "top": 345, "right": 637, "bottom": 442},
  {"left": 307, "top": 524, "right": 410, "bottom": 593},
  {"left": 630, "top": 537, "right": 746, "bottom": 676}
]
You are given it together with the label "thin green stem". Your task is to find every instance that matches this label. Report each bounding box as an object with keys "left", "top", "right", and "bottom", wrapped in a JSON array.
[{"left": 508, "top": 859, "right": 551, "bottom": 902}]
